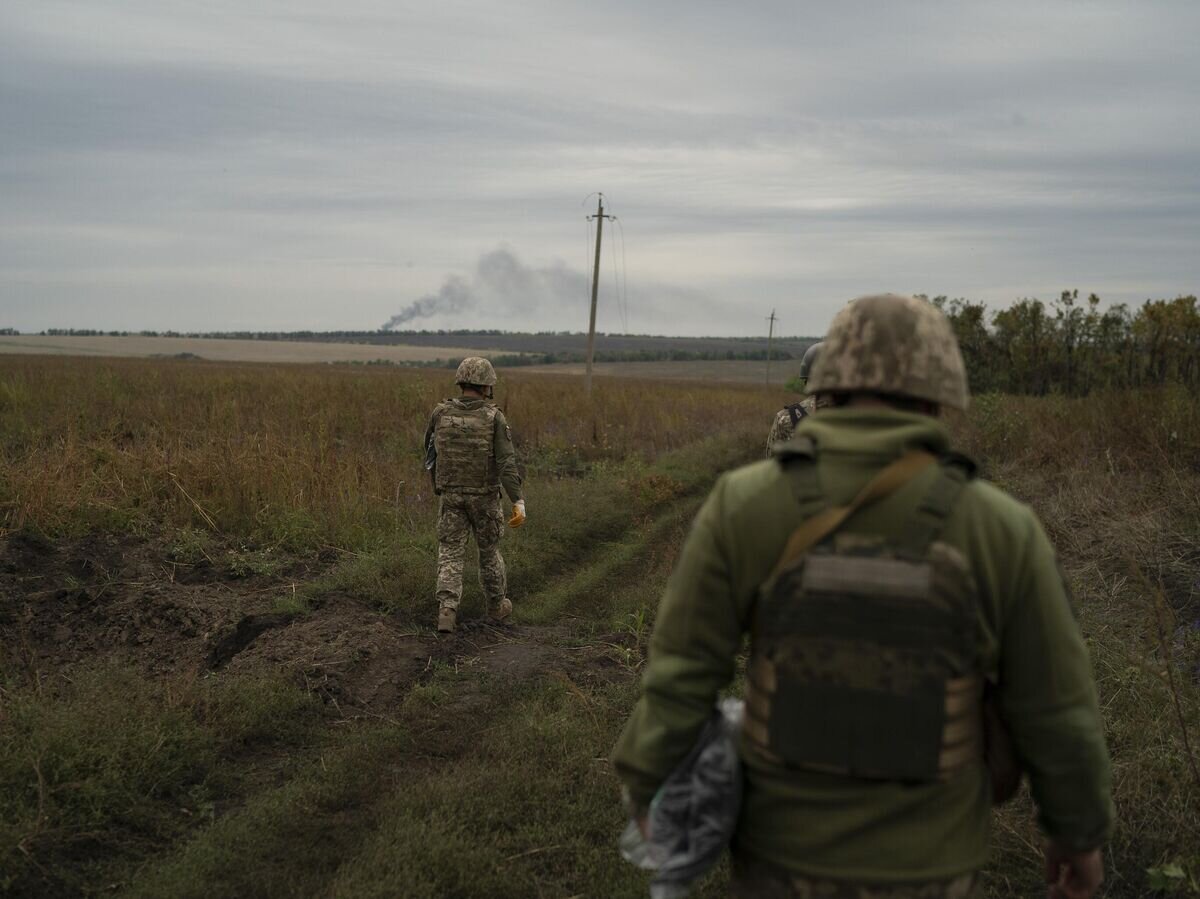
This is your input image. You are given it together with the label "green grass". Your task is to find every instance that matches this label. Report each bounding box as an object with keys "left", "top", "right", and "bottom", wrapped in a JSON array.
[
  {"left": 285, "top": 430, "right": 753, "bottom": 626},
  {"left": 960, "top": 388, "right": 1200, "bottom": 898},
  {"left": 0, "top": 669, "right": 323, "bottom": 897},
  {"left": 2, "top": 384, "right": 1198, "bottom": 897},
  {"left": 1, "top": 424, "right": 759, "bottom": 896}
]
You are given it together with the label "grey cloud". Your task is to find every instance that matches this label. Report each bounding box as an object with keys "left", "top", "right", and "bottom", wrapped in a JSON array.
[{"left": 1, "top": 1, "right": 1197, "bottom": 335}]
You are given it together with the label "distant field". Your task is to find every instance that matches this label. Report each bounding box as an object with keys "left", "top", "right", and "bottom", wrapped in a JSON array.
[
  {"left": 174, "top": 329, "right": 820, "bottom": 358},
  {"left": 0, "top": 335, "right": 807, "bottom": 384},
  {"left": 0, "top": 335, "right": 494, "bottom": 364},
  {"left": 523, "top": 358, "right": 804, "bottom": 385}
]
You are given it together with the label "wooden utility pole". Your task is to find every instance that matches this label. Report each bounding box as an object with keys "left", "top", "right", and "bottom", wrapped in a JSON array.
[
  {"left": 585, "top": 194, "right": 613, "bottom": 397},
  {"left": 765, "top": 309, "right": 777, "bottom": 386}
]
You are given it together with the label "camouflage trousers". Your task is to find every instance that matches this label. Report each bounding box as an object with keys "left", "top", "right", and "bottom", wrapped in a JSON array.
[
  {"left": 436, "top": 491, "right": 507, "bottom": 612},
  {"left": 730, "top": 856, "right": 981, "bottom": 899}
]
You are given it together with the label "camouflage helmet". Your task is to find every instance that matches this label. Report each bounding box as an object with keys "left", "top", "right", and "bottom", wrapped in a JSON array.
[
  {"left": 455, "top": 356, "right": 497, "bottom": 388},
  {"left": 798, "top": 341, "right": 824, "bottom": 380},
  {"left": 807, "top": 294, "right": 969, "bottom": 410}
]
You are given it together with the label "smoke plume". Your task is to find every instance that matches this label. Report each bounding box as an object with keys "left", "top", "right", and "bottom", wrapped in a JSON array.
[
  {"left": 382, "top": 248, "right": 588, "bottom": 330},
  {"left": 382, "top": 275, "right": 473, "bottom": 329}
]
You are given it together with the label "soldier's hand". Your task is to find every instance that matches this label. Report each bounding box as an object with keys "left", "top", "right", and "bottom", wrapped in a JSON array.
[
  {"left": 508, "top": 500, "right": 526, "bottom": 529},
  {"left": 1044, "top": 843, "right": 1104, "bottom": 899}
]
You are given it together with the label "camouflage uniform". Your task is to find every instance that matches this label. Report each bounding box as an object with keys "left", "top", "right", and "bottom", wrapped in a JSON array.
[
  {"left": 766, "top": 342, "right": 829, "bottom": 455},
  {"left": 424, "top": 359, "right": 523, "bottom": 621},
  {"left": 435, "top": 488, "right": 508, "bottom": 613},
  {"left": 614, "top": 295, "right": 1112, "bottom": 895},
  {"left": 766, "top": 396, "right": 818, "bottom": 455}
]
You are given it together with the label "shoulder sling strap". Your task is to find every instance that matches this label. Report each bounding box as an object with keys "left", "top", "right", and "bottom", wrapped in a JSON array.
[{"left": 770, "top": 450, "right": 937, "bottom": 579}]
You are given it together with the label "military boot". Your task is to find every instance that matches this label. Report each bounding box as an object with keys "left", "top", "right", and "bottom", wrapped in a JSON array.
[
  {"left": 437, "top": 606, "right": 456, "bottom": 633},
  {"left": 488, "top": 597, "right": 513, "bottom": 624}
]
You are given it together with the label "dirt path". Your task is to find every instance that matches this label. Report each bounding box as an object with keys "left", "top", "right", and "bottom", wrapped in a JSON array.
[{"left": 1, "top": 494, "right": 701, "bottom": 897}]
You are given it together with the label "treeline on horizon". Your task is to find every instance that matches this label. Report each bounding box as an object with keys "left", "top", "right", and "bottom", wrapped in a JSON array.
[
  {"left": 16, "top": 327, "right": 803, "bottom": 343},
  {"left": 920, "top": 291, "right": 1199, "bottom": 394},
  {"left": 11, "top": 289, "right": 1200, "bottom": 393}
]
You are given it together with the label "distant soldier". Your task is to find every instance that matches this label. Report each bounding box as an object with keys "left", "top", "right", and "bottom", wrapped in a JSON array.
[
  {"left": 765, "top": 341, "right": 829, "bottom": 455},
  {"left": 424, "top": 357, "right": 525, "bottom": 633},
  {"left": 614, "top": 294, "right": 1112, "bottom": 898}
]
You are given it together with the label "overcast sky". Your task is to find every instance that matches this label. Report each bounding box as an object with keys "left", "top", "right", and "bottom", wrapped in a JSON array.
[{"left": 2, "top": 1, "right": 1197, "bottom": 336}]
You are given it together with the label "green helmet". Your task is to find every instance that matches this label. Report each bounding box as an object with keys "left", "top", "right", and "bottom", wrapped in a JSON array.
[
  {"left": 798, "top": 341, "right": 824, "bottom": 381},
  {"left": 807, "top": 294, "right": 969, "bottom": 410},
  {"left": 455, "top": 356, "right": 497, "bottom": 388}
]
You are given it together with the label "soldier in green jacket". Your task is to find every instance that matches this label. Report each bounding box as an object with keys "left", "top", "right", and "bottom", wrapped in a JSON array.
[
  {"left": 612, "top": 295, "right": 1112, "bottom": 898},
  {"left": 424, "top": 357, "right": 525, "bottom": 634}
]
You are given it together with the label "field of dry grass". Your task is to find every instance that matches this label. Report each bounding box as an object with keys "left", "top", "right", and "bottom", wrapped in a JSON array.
[
  {"left": 0, "top": 356, "right": 1197, "bottom": 897},
  {"left": 0, "top": 356, "right": 782, "bottom": 545}
]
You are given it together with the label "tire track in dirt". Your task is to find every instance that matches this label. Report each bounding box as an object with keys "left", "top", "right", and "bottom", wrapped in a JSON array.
[{"left": 108, "top": 492, "right": 702, "bottom": 898}]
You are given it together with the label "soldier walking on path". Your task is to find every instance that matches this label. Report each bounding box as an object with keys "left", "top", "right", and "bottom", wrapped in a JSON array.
[
  {"left": 614, "top": 295, "right": 1113, "bottom": 898},
  {"left": 765, "top": 341, "right": 832, "bottom": 456},
  {"left": 424, "top": 357, "right": 525, "bottom": 634}
]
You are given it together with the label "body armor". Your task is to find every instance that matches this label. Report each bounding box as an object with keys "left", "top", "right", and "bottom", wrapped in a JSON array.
[
  {"left": 744, "top": 445, "right": 983, "bottom": 783},
  {"left": 431, "top": 401, "right": 499, "bottom": 494}
]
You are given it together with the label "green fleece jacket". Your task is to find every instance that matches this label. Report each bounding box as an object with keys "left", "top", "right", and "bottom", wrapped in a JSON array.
[{"left": 611, "top": 409, "right": 1112, "bottom": 882}]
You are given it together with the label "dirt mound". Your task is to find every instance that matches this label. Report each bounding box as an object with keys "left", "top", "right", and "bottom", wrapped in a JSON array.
[
  {"left": 222, "top": 614, "right": 627, "bottom": 714},
  {"left": 0, "top": 531, "right": 277, "bottom": 679},
  {"left": 223, "top": 611, "right": 430, "bottom": 710},
  {"left": 1, "top": 532, "right": 631, "bottom": 716}
]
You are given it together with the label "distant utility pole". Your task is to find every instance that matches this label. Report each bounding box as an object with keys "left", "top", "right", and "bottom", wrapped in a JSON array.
[
  {"left": 585, "top": 194, "right": 613, "bottom": 398},
  {"left": 765, "top": 309, "right": 778, "bottom": 386}
]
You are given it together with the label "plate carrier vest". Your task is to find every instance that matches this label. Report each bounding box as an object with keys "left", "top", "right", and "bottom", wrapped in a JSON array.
[
  {"left": 744, "top": 438, "right": 984, "bottom": 784},
  {"left": 432, "top": 401, "right": 499, "bottom": 494}
]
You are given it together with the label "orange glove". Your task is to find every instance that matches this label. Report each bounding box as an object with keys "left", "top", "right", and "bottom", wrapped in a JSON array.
[{"left": 508, "top": 500, "right": 526, "bottom": 529}]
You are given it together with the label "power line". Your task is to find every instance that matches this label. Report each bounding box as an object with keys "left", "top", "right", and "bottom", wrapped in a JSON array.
[
  {"left": 584, "top": 215, "right": 593, "bottom": 320},
  {"left": 766, "top": 309, "right": 778, "bottom": 386},
  {"left": 608, "top": 213, "right": 626, "bottom": 333},
  {"left": 615, "top": 215, "right": 630, "bottom": 334}
]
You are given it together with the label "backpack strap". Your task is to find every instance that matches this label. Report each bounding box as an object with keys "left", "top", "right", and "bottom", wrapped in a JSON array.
[
  {"left": 770, "top": 450, "right": 937, "bottom": 579},
  {"left": 897, "top": 453, "right": 976, "bottom": 555},
  {"left": 775, "top": 435, "right": 824, "bottom": 517}
]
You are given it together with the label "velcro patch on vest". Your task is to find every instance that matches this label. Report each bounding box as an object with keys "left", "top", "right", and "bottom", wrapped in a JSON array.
[{"left": 802, "top": 555, "right": 931, "bottom": 599}]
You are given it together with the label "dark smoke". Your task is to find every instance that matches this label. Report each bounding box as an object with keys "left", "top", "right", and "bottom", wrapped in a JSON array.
[
  {"left": 381, "top": 274, "right": 473, "bottom": 329},
  {"left": 382, "top": 248, "right": 588, "bottom": 329}
]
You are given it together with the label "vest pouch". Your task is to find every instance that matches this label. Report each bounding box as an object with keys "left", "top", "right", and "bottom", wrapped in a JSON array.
[
  {"left": 768, "top": 673, "right": 946, "bottom": 781},
  {"left": 756, "top": 549, "right": 976, "bottom": 783},
  {"left": 433, "top": 404, "right": 497, "bottom": 493}
]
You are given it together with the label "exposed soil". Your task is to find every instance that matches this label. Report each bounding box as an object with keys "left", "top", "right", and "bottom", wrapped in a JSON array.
[
  {"left": 0, "top": 531, "right": 270, "bottom": 679},
  {"left": 0, "top": 530, "right": 632, "bottom": 715}
]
